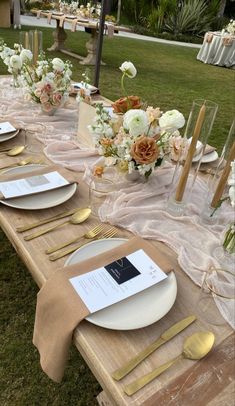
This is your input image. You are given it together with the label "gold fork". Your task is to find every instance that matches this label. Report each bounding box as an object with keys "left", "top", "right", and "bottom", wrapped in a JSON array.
[
  {"left": 45, "top": 223, "right": 106, "bottom": 254},
  {"left": 49, "top": 227, "right": 117, "bottom": 261}
]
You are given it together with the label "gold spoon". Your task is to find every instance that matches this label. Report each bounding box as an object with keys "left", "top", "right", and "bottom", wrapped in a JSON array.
[
  {"left": 124, "top": 331, "right": 215, "bottom": 396},
  {"left": 0, "top": 145, "right": 25, "bottom": 156},
  {"left": 0, "top": 156, "right": 42, "bottom": 171},
  {"left": 24, "top": 208, "right": 91, "bottom": 241}
]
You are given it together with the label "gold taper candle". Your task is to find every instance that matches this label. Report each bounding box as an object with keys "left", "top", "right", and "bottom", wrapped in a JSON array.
[
  {"left": 175, "top": 103, "right": 206, "bottom": 202},
  {"left": 25, "top": 32, "right": 29, "bottom": 49},
  {"left": 210, "top": 140, "right": 235, "bottom": 208},
  {"left": 33, "top": 30, "right": 39, "bottom": 64}
]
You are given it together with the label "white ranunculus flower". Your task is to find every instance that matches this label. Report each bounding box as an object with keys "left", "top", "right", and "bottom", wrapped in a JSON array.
[
  {"left": 52, "top": 57, "right": 65, "bottom": 72},
  {"left": 159, "top": 109, "right": 185, "bottom": 130},
  {"left": 119, "top": 61, "right": 137, "bottom": 78},
  {"left": 229, "top": 186, "right": 235, "bottom": 207},
  {"left": 9, "top": 54, "right": 22, "bottom": 70},
  {"left": 123, "top": 109, "right": 148, "bottom": 137},
  {"left": 20, "top": 49, "right": 33, "bottom": 63}
]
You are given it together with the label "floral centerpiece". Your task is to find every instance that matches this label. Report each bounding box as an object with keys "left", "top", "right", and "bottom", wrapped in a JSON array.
[
  {"left": 0, "top": 41, "right": 33, "bottom": 87},
  {"left": 89, "top": 61, "right": 185, "bottom": 179},
  {"left": 22, "top": 54, "right": 72, "bottom": 114},
  {"left": 224, "top": 19, "right": 235, "bottom": 36}
]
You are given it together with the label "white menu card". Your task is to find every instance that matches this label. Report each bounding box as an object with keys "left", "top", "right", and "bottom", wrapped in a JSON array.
[
  {"left": 0, "top": 122, "right": 16, "bottom": 135},
  {"left": 69, "top": 249, "right": 168, "bottom": 313},
  {"left": 0, "top": 171, "right": 69, "bottom": 199}
]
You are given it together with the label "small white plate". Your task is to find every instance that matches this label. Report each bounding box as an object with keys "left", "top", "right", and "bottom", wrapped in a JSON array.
[
  {"left": 201, "top": 150, "right": 218, "bottom": 163},
  {"left": 65, "top": 238, "right": 177, "bottom": 330},
  {"left": 0, "top": 164, "right": 77, "bottom": 210},
  {"left": 0, "top": 129, "right": 19, "bottom": 143},
  {"left": 71, "top": 82, "right": 98, "bottom": 94}
]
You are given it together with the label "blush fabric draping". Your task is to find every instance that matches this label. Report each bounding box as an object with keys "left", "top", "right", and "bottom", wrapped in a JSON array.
[{"left": 1, "top": 76, "right": 234, "bottom": 329}]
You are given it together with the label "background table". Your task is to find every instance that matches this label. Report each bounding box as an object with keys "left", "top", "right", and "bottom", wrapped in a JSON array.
[
  {"left": 32, "top": 10, "right": 131, "bottom": 65},
  {"left": 0, "top": 82, "right": 234, "bottom": 405},
  {"left": 197, "top": 31, "right": 235, "bottom": 68}
]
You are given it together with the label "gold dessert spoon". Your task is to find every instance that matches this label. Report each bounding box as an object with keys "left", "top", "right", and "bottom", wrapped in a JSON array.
[
  {"left": 24, "top": 208, "right": 91, "bottom": 241},
  {"left": 124, "top": 331, "right": 215, "bottom": 396},
  {"left": 0, "top": 145, "right": 25, "bottom": 156}
]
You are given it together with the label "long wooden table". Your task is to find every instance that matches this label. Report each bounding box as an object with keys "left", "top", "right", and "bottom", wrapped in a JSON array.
[
  {"left": 0, "top": 96, "right": 234, "bottom": 405},
  {"left": 31, "top": 10, "right": 131, "bottom": 65}
]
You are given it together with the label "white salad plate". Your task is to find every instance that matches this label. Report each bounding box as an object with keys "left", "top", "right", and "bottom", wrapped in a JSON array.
[
  {"left": 0, "top": 129, "right": 19, "bottom": 143},
  {"left": 0, "top": 164, "right": 77, "bottom": 210},
  {"left": 201, "top": 150, "right": 219, "bottom": 163},
  {"left": 71, "top": 82, "right": 98, "bottom": 94},
  {"left": 65, "top": 238, "right": 177, "bottom": 330}
]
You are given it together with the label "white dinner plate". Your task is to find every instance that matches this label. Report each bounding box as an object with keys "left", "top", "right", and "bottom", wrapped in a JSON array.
[
  {"left": 201, "top": 150, "right": 218, "bottom": 163},
  {"left": 0, "top": 164, "right": 77, "bottom": 210},
  {"left": 65, "top": 238, "right": 177, "bottom": 330},
  {"left": 0, "top": 129, "right": 19, "bottom": 143}
]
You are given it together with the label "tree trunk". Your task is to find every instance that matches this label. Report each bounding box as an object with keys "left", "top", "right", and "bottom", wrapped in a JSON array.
[{"left": 217, "top": 0, "right": 226, "bottom": 18}]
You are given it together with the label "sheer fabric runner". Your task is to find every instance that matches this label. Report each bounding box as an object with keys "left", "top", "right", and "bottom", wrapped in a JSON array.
[{"left": 1, "top": 77, "right": 234, "bottom": 328}]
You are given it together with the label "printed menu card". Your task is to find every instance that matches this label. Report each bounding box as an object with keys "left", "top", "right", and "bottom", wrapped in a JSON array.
[
  {"left": 0, "top": 122, "right": 16, "bottom": 135},
  {"left": 0, "top": 171, "right": 70, "bottom": 199},
  {"left": 70, "top": 249, "right": 168, "bottom": 313}
]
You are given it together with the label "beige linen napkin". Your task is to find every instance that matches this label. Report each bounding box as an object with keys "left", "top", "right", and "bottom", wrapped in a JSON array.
[
  {"left": 223, "top": 36, "right": 233, "bottom": 46},
  {"left": 0, "top": 164, "right": 77, "bottom": 200},
  {"left": 206, "top": 33, "right": 213, "bottom": 43},
  {"left": 33, "top": 236, "right": 174, "bottom": 382},
  {"left": 71, "top": 18, "right": 78, "bottom": 32},
  {"left": 59, "top": 16, "right": 66, "bottom": 28},
  {"left": 47, "top": 12, "right": 53, "bottom": 24}
]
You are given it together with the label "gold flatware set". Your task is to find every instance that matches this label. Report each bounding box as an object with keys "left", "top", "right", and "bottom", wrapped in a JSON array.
[{"left": 17, "top": 207, "right": 118, "bottom": 261}]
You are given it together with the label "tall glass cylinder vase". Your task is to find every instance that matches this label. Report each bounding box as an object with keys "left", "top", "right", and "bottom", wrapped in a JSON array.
[
  {"left": 201, "top": 119, "right": 235, "bottom": 222},
  {"left": 167, "top": 99, "right": 218, "bottom": 216}
]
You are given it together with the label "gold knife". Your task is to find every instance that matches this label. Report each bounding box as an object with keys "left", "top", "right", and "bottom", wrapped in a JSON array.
[
  {"left": 112, "top": 315, "right": 196, "bottom": 381},
  {"left": 16, "top": 207, "right": 82, "bottom": 232}
]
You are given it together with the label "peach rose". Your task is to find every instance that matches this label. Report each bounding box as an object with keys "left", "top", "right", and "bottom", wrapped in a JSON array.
[
  {"left": 40, "top": 93, "right": 49, "bottom": 104},
  {"left": 131, "top": 136, "right": 159, "bottom": 165},
  {"left": 52, "top": 93, "right": 62, "bottom": 106},
  {"left": 112, "top": 95, "right": 141, "bottom": 114}
]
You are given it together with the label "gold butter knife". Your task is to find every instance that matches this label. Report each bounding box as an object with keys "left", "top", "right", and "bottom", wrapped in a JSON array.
[
  {"left": 16, "top": 207, "right": 82, "bottom": 232},
  {"left": 112, "top": 315, "right": 196, "bottom": 381}
]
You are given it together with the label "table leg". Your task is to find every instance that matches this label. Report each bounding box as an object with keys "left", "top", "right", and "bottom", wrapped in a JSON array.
[
  {"left": 80, "top": 28, "right": 106, "bottom": 66},
  {"left": 96, "top": 390, "right": 114, "bottom": 406},
  {"left": 47, "top": 20, "right": 67, "bottom": 51}
]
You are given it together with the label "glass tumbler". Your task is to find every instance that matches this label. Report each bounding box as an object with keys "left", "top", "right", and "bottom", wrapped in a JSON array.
[
  {"left": 89, "top": 176, "right": 114, "bottom": 218},
  {"left": 195, "top": 267, "right": 235, "bottom": 326}
]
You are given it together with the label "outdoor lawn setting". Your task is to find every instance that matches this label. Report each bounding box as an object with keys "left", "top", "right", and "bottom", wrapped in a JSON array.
[{"left": 0, "top": 1, "right": 235, "bottom": 406}]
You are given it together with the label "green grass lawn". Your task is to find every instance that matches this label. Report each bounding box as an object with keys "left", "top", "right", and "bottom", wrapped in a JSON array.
[{"left": 0, "top": 24, "right": 234, "bottom": 406}]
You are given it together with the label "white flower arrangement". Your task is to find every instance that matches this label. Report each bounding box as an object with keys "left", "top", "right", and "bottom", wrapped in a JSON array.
[
  {"left": 0, "top": 41, "right": 33, "bottom": 78},
  {"left": 224, "top": 19, "right": 235, "bottom": 35},
  {"left": 21, "top": 54, "right": 72, "bottom": 113},
  {"left": 89, "top": 103, "right": 185, "bottom": 178}
]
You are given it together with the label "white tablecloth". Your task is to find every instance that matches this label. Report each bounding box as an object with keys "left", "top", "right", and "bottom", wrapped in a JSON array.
[{"left": 197, "top": 31, "right": 235, "bottom": 68}]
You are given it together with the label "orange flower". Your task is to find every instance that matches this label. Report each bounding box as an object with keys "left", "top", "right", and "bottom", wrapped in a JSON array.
[
  {"left": 100, "top": 137, "right": 113, "bottom": 146},
  {"left": 112, "top": 95, "right": 141, "bottom": 114},
  {"left": 131, "top": 136, "right": 159, "bottom": 165},
  {"left": 93, "top": 166, "right": 104, "bottom": 177}
]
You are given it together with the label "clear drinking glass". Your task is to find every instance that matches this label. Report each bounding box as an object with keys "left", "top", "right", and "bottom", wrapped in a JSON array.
[
  {"left": 25, "top": 122, "right": 46, "bottom": 154},
  {"left": 167, "top": 99, "right": 218, "bottom": 216},
  {"left": 89, "top": 176, "right": 114, "bottom": 217},
  {"left": 196, "top": 267, "right": 235, "bottom": 326}
]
